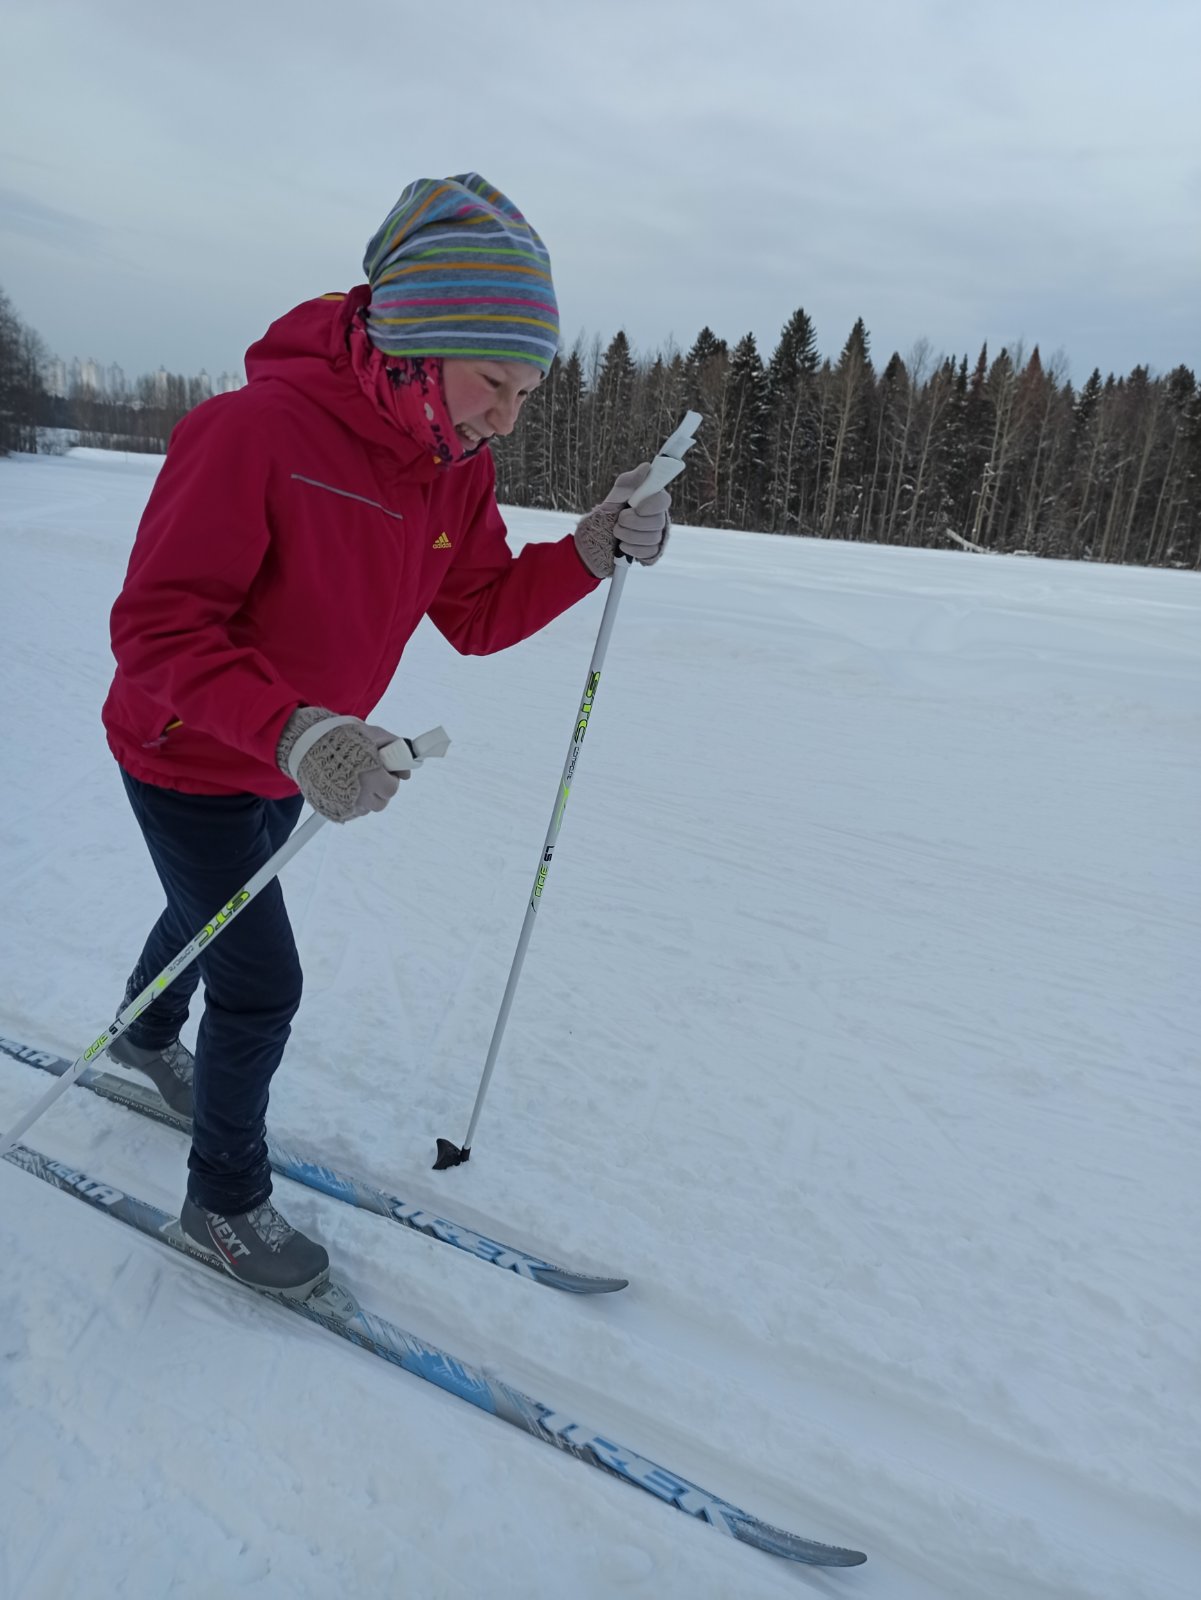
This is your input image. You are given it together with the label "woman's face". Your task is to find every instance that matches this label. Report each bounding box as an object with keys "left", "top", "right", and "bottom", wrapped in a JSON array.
[{"left": 440, "top": 359, "right": 542, "bottom": 450}]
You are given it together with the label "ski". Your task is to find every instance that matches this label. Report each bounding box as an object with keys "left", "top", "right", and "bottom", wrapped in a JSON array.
[
  {"left": 4, "top": 1141, "right": 866, "bottom": 1569},
  {"left": 0, "top": 1034, "right": 625, "bottom": 1296}
]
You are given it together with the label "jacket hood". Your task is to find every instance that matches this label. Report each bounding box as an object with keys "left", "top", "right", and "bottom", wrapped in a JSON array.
[{"left": 243, "top": 285, "right": 435, "bottom": 473}]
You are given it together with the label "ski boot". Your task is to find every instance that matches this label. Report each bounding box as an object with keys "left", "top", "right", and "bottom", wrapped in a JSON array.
[
  {"left": 180, "top": 1195, "right": 329, "bottom": 1299},
  {"left": 107, "top": 1033, "right": 194, "bottom": 1119}
]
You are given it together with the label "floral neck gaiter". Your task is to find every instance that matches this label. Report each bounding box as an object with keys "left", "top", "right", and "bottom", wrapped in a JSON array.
[{"left": 347, "top": 312, "right": 481, "bottom": 467}]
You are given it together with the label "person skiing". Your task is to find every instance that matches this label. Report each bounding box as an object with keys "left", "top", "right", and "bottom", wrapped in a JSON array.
[{"left": 100, "top": 174, "right": 672, "bottom": 1297}]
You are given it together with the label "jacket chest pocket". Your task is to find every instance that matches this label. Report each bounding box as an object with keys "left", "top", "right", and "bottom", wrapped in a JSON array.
[{"left": 289, "top": 472, "right": 409, "bottom": 527}]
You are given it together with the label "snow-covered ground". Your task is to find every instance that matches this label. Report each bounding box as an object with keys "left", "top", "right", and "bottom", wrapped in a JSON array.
[{"left": 1, "top": 448, "right": 1198, "bottom": 1599}]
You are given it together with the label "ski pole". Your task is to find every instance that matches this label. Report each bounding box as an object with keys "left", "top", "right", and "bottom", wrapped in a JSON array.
[
  {"left": 434, "top": 413, "right": 703, "bottom": 1170},
  {"left": 0, "top": 728, "right": 448, "bottom": 1161}
]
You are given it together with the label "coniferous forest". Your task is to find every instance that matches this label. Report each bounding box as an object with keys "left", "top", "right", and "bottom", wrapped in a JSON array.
[
  {"left": 3, "top": 284, "right": 1198, "bottom": 568},
  {"left": 491, "top": 321, "right": 1201, "bottom": 568}
]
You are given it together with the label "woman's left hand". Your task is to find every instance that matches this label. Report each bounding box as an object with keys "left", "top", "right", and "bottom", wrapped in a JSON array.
[{"left": 573, "top": 464, "right": 672, "bottom": 578}]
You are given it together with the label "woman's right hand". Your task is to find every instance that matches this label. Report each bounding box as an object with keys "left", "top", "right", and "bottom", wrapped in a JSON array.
[{"left": 276, "top": 707, "right": 408, "bottom": 823}]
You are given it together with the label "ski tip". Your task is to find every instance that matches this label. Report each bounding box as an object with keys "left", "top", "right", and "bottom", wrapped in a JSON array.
[
  {"left": 732, "top": 1514, "right": 867, "bottom": 1567},
  {"left": 531, "top": 1268, "right": 629, "bottom": 1295},
  {"left": 433, "top": 1138, "right": 469, "bottom": 1170},
  {"left": 828, "top": 1547, "right": 867, "bottom": 1568}
]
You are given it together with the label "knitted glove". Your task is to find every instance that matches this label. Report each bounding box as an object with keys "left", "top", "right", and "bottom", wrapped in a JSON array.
[
  {"left": 573, "top": 464, "right": 672, "bottom": 580},
  {"left": 276, "top": 707, "right": 407, "bottom": 823}
]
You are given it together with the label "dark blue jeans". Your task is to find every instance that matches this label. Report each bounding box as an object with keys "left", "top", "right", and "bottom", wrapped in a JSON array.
[{"left": 120, "top": 770, "right": 305, "bottom": 1213}]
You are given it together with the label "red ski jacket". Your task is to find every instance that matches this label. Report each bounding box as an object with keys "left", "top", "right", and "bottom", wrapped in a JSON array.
[{"left": 102, "top": 288, "right": 598, "bottom": 796}]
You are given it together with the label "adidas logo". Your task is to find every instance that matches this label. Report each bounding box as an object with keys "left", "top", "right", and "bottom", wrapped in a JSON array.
[{"left": 433, "top": 532, "right": 452, "bottom": 550}]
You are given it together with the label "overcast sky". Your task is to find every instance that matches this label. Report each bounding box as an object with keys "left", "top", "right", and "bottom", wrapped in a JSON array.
[{"left": 3, "top": 0, "right": 1198, "bottom": 387}]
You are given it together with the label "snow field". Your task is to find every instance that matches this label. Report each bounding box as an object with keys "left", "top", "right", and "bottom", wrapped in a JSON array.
[{"left": 1, "top": 450, "right": 1199, "bottom": 1598}]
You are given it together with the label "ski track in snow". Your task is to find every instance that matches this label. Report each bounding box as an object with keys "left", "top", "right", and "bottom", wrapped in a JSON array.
[{"left": 1, "top": 450, "right": 1199, "bottom": 1599}]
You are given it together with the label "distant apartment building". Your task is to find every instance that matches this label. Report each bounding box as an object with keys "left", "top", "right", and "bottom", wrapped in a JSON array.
[
  {"left": 43, "top": 358, "right": 68, "bottom": 398},
  {"left": 44, "top": 354, "right": 242, "bottom": 403}
]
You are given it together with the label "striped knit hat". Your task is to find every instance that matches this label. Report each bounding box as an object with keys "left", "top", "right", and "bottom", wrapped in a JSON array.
[{"left": 362, "top": 174, "right": 559, "bottom": 373}]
